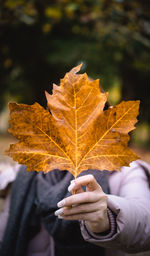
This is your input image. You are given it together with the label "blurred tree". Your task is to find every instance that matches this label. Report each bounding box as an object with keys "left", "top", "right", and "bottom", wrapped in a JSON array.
[{"left": 0, "top": 0, "right": 150, "bottom": 130}]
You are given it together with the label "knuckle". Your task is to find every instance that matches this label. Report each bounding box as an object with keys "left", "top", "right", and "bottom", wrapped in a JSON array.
[
  {"left": 94, "top": 191, "right": 102, "bottom": 201},
  {"left": 63, "top": 207, "right": 70, "bottom": 215},
  {"left": 78, "top": 204, "right": 86, "bottom": 213},
  {"left": 89, "top": 174, "right": 95, "bottom": 180},
  {"left": 86, "top": 174, "right": 95, "bottom": 183},
  {"left": 100, "top": 202, "right": 107, "bottom": 211},
  {"left": 103, "top": 194, "right": 108, "bottom": 201},
  {"left": 65, "top": 195, "right": 76, "bottom": 206},
  {"left": 84, "top": 192, "right": 93, "bottom": 201},
  {"left": 97, "top": 192, "right": 107, "bottom": 202}
]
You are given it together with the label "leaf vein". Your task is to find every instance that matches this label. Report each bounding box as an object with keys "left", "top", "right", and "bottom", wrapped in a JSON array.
[
  {"left": 37, "top": 127, "right": 75, "bottom": 166},
  {"left": 78, "top": 103, "right": 136, "bottom": 168}
]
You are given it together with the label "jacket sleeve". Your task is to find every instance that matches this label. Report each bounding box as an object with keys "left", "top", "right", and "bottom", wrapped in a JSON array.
[
  {"left": 0, "top": 163, "right": 20, "bottom": 245},
  {"left": 80, "top": 160, "right": 150, "bottom": 253}
]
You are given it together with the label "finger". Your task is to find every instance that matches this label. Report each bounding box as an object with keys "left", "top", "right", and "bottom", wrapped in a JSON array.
[
  {"left": 68, "top": 183, "right": 84, "bottom": 194},
  {"left": 73, "top": 187, "right": 84, "bottom": 194},
  {"left": 57, "top": 211, "right": 101, "bottom": 222},
  {"left": 68, "top": 174, "right": 102, "bottom": 193},
  {"left": 57, "top": 190, "right": 103, "bottom": 208},
  {"left": 55, "top": 200, "right": 107, "bottom": 217}
]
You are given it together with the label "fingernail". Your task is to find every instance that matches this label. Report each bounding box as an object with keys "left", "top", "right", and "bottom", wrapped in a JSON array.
[
  {"left": 57, "top": 199, "right": 66, "bottom": 208},
  {"left": 55, "top": 208, "right": 64, "bottom": 216},
  {"left": 68, "top": 182, "right": 75, "bottom": 192},
  {"left": 58, "top": 215, "right": 64, "bottom": 219}
]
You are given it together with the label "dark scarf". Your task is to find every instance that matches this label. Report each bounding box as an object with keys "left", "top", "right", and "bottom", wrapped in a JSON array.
[
  {"left": 0, "top": 166, "right": 109, "bottom": 256},
  {"left": 0, "top": 165, "right": 37, "bottom": 256}
]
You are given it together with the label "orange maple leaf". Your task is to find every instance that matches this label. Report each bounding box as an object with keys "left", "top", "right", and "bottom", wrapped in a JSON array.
[{"left": 6, "top": 64, "right": 140, "bottom": 178}]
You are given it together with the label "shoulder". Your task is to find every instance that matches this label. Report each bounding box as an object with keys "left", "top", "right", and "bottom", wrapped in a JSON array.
[
  {"left": 0, "top": 162, "right": 21, "bottom": 191},
  {"left": 108, "top": 160, "right": 150, "bottom": 195}
]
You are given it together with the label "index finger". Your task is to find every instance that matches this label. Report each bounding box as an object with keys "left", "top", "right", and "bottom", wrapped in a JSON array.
[
  {"left": 68, "top": 174, "right": 102, "bottom": 193},
  {"left": 57, "top": 190, "right": 101, "bottom": 208}
]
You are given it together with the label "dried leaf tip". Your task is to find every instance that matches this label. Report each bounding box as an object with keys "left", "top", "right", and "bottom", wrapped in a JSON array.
[{"left": 70, "top": 63, "right": 83, "bottom": 74}]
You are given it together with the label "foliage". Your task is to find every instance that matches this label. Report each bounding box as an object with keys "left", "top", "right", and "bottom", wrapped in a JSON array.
[
  {"left": 6, "top": 65, "right": 139, "bottom": 177},
  {"left": 0, "top": 0, "right": 150, "bottom": 127}
]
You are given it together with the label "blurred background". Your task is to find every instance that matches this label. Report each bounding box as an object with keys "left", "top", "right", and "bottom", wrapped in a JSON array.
[{"left": 0, "top": 0, "right": 150, "bottom": 164}]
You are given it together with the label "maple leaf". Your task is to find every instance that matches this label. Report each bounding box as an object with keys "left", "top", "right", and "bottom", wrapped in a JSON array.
[{"left": 6, "top": 64, "right": 140, "bottom": 178}]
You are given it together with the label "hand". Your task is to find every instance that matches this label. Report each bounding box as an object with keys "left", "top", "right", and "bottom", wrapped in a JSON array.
[{"left": 55, "top": 174, "right": 110, "bottom": 233}]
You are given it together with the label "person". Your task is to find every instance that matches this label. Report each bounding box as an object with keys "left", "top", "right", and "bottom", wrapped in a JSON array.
[
  {"left": 55, "top": 160, "right": 150, "bottom": 256},
  {"left": 0, "top": 159, "right": 150, "bottom": 256}
]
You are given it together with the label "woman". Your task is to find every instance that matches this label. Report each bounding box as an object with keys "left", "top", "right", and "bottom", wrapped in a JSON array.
[
  {"left": 0, "top": 160, "right": 150, "bottom": 256},
  {"left": 55, "top": 160, "right": 150, "bottom": 256}
]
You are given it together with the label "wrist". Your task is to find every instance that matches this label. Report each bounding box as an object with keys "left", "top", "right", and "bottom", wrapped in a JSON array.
[
  {"left": 81, "top": 208, "right": 117, "bottom": 240},
  {"left": 86, "top": 211, "right": 110, "bottom": 233}
]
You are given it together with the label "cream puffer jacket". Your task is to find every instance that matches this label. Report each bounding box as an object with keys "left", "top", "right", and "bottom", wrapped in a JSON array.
[{"left": 81, "top": 160, "right": 150, "bottom": 256}]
